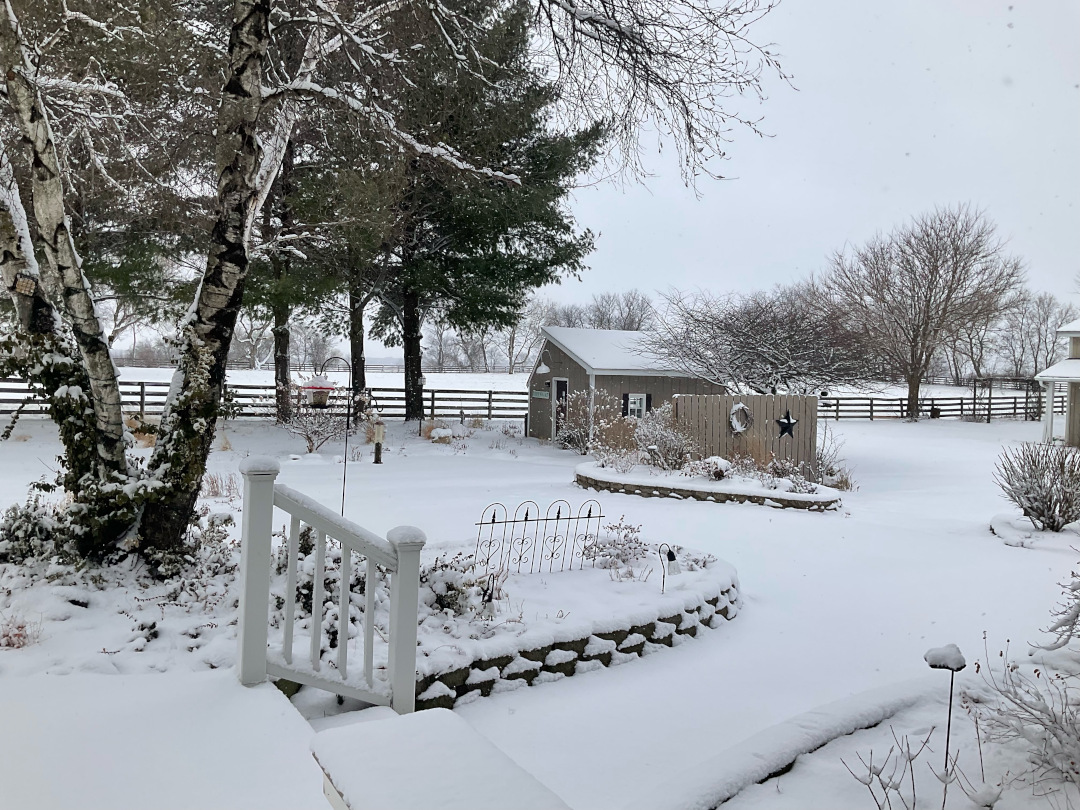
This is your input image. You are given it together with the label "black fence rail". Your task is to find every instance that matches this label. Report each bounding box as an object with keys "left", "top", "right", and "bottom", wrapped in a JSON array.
[
  {"left": 1, "top": 379, "right": 1066, "bottom": 424},
  {"left": 0, "top": 378, "right": 530, "bottom": 421}
]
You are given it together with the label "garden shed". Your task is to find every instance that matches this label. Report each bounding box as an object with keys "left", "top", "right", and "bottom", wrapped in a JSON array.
[
  {"left": 1035, "top": 317, "right": 1080, "bottom": 446},
  {"left": 527, "top": 326, "right": 726, "bottom": 441}
]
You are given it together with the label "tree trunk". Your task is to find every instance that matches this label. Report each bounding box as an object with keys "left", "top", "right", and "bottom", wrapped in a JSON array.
[
  {"left": 272, "top": 294, "right": 292, "bottom": 422},
  {"left": 0, "top": 7, "right": 127, "bottom": 477},
  {"left": 906, "top": 375, "right": 921, "bottom": 421},
  {"left": 0, "top": 203, "right": 54, "bottom": 335},
  {"left": 349, "top": 284, "right": 367, "bottom": 399},
  {"left": 141, "top": 0, "right": 271, "bottom": 552},
  {"left": 403, "top": 286, "right": 424, "bottom": 421}
]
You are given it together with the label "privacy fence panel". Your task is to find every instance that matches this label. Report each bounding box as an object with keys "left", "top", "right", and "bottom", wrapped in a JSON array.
[{"left": 674, "top": 394, "right": 818, "bottom": 472}]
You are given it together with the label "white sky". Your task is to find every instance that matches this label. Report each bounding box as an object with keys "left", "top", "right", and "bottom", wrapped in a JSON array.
[{"left": 551, "top": 0, "right": 1080, "bottom": 304}]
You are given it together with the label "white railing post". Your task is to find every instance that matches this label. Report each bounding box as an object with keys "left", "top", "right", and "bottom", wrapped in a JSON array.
[
  {"left": 237, "top": 457, "right": 281, "bottom": 686},
  {"left": 387, "top": 526, "right": 426, "bottom": 713}
]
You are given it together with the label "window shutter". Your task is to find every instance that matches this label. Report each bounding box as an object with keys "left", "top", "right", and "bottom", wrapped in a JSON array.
[
  {"left": 622, "top": 393, "right": 629, "bottom": 416},
  {"left": 645, "top": 394, "right": 653, "bottom": 412}
]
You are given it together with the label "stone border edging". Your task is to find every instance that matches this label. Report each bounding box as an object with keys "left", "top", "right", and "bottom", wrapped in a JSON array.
[
  {"left": 575, "top": 471, "right": 841, "bottom": 512},
  {"left": 415, "top": 582, "right": 739, "bottom": 710}
]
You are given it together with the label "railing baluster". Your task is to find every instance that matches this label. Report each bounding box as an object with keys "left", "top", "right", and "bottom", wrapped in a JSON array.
[
  {"left": 311, "top": 529, "right": 326, "bottom": 670},
  {"left": 338, "top": 543, "right": 351, "bottom": 678},
  {"left": 283, "top": 515, "right": 300, "bottom": 665},
  {"left": 364, "top": 561, "right": 376, "bottom": 685}
]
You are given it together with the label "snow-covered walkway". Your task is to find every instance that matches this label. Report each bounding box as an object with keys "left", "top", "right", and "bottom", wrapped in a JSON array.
[{"left": 0, "top": 671, "right": 326, "bottom": 809}]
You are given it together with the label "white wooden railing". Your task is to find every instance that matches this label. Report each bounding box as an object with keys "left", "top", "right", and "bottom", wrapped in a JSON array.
[{"left": 237, "top": 458, "right": 426, "bottom": 713}]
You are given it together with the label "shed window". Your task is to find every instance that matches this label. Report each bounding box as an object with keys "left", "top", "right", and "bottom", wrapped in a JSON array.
[{"left": 626, "top": 393, "right": 646, "bottom": 419}]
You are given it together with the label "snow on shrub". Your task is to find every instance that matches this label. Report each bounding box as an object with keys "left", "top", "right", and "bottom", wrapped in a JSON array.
[
  {"left": 556, "top": 390, "right": 632, "bottom": 455},
  {"left": 0, "top": 611, "right": 41, "bottom": 649},
  {"left": 634, "top": 403, "right": 698, "bottom": 470},
  {"left": 994, "top": 443, "right": 1080, "bottom": 532}
]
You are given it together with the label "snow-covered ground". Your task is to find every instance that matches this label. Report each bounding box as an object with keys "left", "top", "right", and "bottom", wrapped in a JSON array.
[{"left": 0, "top": 414, "right": 1075, "bottom": 808}]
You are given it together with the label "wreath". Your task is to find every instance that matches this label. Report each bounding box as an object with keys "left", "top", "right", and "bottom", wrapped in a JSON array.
[{"left": 730, "top": 402, "right": 753, "bottom": 434}]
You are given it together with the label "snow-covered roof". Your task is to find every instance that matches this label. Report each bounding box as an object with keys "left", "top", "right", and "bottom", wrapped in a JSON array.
[
  {"left": 1057, "top": 318, "right": 1080, "bottom": 338},
  {"left": 1035, "top": 358, "right": 1080, "bottom": 383},
  {"left": 539, "top": 326, "right": 691, "bottom": 377}
]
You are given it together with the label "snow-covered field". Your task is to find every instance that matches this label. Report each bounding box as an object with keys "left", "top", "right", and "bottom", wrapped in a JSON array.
[{"left": 0, "top": 414, "right": 1075, "bottom": 809}]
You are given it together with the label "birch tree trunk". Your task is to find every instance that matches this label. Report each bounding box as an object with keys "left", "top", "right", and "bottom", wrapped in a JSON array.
[
  {"left": 141, "top": 0, "right": 271, "bottom": 551},
  {"left": 0, "top": 3, "right": 127, "bottom": 476}
]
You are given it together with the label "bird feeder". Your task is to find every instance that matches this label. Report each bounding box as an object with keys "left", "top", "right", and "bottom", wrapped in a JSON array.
[{"left": 303, "top": 374, "right": 335, "bottom": 408}]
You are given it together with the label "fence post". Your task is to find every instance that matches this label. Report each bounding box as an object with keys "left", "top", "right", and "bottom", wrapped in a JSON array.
[
  {"left": 429, "top": 390, "right": 435, "bottom": 419},
  {"left": 387, "top": 526, "right": 426, "bottom": 714},
  {"left": 139, "top": 382, "right": 146, "bottom": 418},
  {"left": 869, "top": 399, "right": 874, "bottom": 420},
  {"left": 487, "top": 390, "right": 493, "bottom": 420},
  {"left": 237, "top": 457, "right": 280, "bottom": 687}
]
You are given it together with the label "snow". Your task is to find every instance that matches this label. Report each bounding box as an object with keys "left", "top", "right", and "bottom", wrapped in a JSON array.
[
  {"left": 238, "top": 455, "right": 281, "bottom": 475},
  {"left": 313, "top": 709, "right": 571, "bottom": 810},
  {"left": 1, "top": 415, "right": 1077, "bottom": 809},
  {"left": 541, "top": 325, "right": 681, "bottom": 375},
  {"left": 0, "top": 671, "right": 325, "bottom": 809},
  {"left": 1036, "top": 356, "right": 1080, "bottom": 382},
  {"left": 923, "top": 643, "right": 966, "bottom": 671}
]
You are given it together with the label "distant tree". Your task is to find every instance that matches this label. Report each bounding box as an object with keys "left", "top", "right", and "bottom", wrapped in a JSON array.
[
  {"left": 644, "top": 283, "right": 874, "bottom": 394},
  {"left": 585, "top": 290, "right": 655, "bottom": 330},
  {"left": 825, "top": 206, "right": 1025, "bottom": 417}
]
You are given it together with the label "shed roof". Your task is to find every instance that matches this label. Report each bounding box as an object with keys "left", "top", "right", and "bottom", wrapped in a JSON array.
[
  {"left": 1036, "top": 358, "right": 1080, "bottom": 383},
  {"left": 539, "top": 326, "right": 691, "bottom": 377},
  {"left": 1058, "top": 318, "right": 1080, "bottom": 338}
]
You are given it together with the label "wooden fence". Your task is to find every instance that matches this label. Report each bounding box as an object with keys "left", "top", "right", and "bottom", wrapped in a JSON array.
[
  {"left": 0, "top": 378, "right": 1067, "bottom": 424},
  {"left": 674, "top": 394, "right": 818, "bottom": 469},
  {"left": 0, "top": 378, "right": 530, "bottom": 422}
]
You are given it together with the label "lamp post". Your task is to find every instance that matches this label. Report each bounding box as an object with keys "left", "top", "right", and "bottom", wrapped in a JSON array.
[{"left": 657, "top": 543, "right": 681, "bottom": 594}]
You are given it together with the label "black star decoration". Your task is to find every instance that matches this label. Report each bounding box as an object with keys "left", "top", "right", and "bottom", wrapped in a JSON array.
[{"left": 777, "top": 409, "right": 797, "bottom": 438}]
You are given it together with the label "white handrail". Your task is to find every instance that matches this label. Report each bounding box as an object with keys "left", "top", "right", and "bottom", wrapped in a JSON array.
[{"left": 236, "top": 457, "right": 425, "bottom": 713}]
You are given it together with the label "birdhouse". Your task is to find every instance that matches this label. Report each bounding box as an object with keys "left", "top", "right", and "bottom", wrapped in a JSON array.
[
  {"left": 303, "top": 375, "right": 334, "bottom": 408},
  {"left": 373, "top": 418, "right": 386, "bottom": 445}
]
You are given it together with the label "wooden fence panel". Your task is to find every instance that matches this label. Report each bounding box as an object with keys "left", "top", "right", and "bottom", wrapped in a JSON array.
[{"left": 674, "top": 394, "right": 819, "bottom": 472}]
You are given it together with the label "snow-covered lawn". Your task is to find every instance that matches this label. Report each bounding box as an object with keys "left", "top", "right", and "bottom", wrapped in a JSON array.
[{"left": 0, "top": 415, "right": 1075, "bottom": 808}]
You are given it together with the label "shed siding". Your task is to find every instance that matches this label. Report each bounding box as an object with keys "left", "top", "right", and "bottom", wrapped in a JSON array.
[{"left": 527, "top": 339, "right": 725, "bottom": 440}]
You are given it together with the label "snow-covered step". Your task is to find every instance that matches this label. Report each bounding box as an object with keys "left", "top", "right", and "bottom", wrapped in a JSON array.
[{"left": 312, "top": 708, "right": 572, "bottom": 810}]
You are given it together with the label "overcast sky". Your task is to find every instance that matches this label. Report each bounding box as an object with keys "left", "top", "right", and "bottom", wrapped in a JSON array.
[{"left": 551, "top": 0, "right": 1080, "bottom": 304}]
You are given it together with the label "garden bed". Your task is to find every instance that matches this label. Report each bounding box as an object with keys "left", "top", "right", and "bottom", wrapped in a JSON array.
[{"left": 575, "top": 462, "right": 843, "bottom": 512}]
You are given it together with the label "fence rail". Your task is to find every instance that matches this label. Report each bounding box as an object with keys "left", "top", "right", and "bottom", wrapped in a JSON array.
[
  {"left": 237, "top": 460, "right": 425, "bottom": 713},
  {"left": 0, "top": 378, "right": 1067, "bottom": 423},
  {"left": 0, "top": 378, "right": 530, "bottom": 421}
]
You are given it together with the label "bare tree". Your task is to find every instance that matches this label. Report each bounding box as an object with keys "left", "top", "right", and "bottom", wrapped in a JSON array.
[
  {"left": 585, "top": 290, "right": 655, "bottom": 330},
  {"left": 644, "top": 283, "right": 875, "bottom": 394},
  {"left": 825, "top": 205, "right": 1025, "bottom": 417}
]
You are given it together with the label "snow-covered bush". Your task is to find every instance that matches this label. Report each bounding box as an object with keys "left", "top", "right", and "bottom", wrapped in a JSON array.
[
  {"left": 585, "top": 517, "right": 648, "bottom": 569},
  {"left": 278, "top": 399, "right": 351, "bottom": 453},
  {"left": 593, "top": 445, "right": 639, "bottom": 473},
  {"left": 0, "top": 492, "right": 66, "bottom": 563},
  {"left": 816, "top": 422, "right": 856, "bottom": 490},
  {"left": 556, "top": 390, "right": 633, "bottom": 455},
  {"left": 0, "top": 611, "right": 41, "bottom": 649},
  {"left": 682, "top": 456, "right": 730, "bottom": 480},
  {"left": 419, "top": 552, "right": 484, "bottom": 618},
  {"left": 994, "top": 443, "right": 1080, "bottom": 532},
  {"left": 635, "top": 403, "right": 698, "bottom": 470}
]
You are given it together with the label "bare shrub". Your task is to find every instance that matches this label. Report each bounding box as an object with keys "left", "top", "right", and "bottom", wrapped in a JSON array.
[
  {"left": 279, "top": 401, "right": 351, "bottom": 453},
  {"left": 585, "top": 517, "right": 648, "bottom": 569},
  {"left": 816, "top": 421, "right": 857, "bottom": 490},
  {"left": 994, "top": 443, "right": 1080, "bottom": 532},
  {"left": 635, "top": 402, "right": 698, "bottom": 470},
  {"left": 556, "top": 390, "right": 630, "bottom": 454},
  {"left": 201, "top": 472, "right": 240, "bottom": 500}
]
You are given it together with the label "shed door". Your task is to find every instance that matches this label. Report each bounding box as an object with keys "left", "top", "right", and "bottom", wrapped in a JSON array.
[{"left": 552, "top": 378, "right": 569, "bottom": 439}]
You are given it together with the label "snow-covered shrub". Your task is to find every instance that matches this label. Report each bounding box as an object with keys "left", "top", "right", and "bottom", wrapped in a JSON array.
[
  {"left": 279, "top": 400, "right": 351, "bottom": 453},
  {"left": 816, "top": 422, "right": 856, "bottom": 490},
  {"left": 419, "top": 552, "right": 484, "bottom": 618},
  {"left": 994, "top": 443, "right": 1080, "bottom": 532},
  {"left": 0, "top": 610, "right": 41, "bottom": 649},
  {"left": 635, "top": 403, "right": 698, "bottom": 470},
  {"left": 593, "top": 445, "right": 639, "bottom": 474},
  {"left": 681, "top": 456, "right": 730, "bottom": 480},
  {"left": 556, "top": 390, "right": 630, "bottom": 454},
  {"left": 585, "top": 517, "right": 648, "bottom": 569},
  {"left": 0, "top": 492, "right": 66, "bottom": 563}
]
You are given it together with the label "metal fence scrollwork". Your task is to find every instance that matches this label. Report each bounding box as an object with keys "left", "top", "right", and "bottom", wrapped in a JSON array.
[{"left": 474, "top": 500, "right": 604, "bottom": 577}]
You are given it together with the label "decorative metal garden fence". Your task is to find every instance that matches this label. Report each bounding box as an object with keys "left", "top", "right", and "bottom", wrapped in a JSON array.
[{"left": 474, "top": 500, "right": 604, "bottom": 577}]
